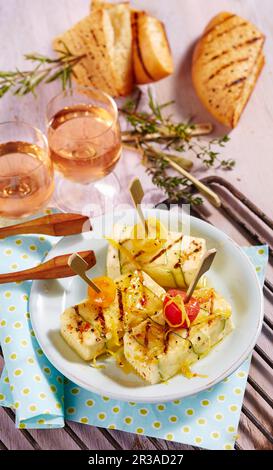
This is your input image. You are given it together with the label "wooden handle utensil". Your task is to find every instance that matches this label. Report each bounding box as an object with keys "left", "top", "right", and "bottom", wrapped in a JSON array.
[
  {"left": 0, "top": 213, "right": 92, "bottom": 239},
  {"left": 0, "top": 250, "right": 96, "bottom": 284},
  {"left": 184, "top": 248, "right": 217, "bottom": 303}
]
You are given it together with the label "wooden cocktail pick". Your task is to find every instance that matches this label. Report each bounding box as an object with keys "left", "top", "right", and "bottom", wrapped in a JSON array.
[
  {"left": 162, "top": 156, "right": 221, "bottom": 208},
  {"left": 184, "top": 248, "right": 217, "bottom": 303},
  {"left": 68, "top": 253, "right": 101, "bottom": 293},
  {"left": 0, "top": 213, "right": 92, "bottom": 238},
  {"left": 0, "top": 250, "right": 96, "bottom": 284},
  {"left": 129, "top": 177, "right": 148, "bottom": 235}
]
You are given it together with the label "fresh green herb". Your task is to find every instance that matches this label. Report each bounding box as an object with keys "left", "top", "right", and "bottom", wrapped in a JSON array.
[
  {"left": 121, "top": 88, "right": 234, "bottom": 205},
  {"left": 0, "top": 45, "right": 85, "bottom": 97}
]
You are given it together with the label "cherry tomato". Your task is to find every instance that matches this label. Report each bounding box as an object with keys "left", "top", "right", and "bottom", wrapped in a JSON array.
[
  {"left": 163, "top": 289, "right": 200, "bottom": 328},
  {"left": 88, "top": 276, "right": 116, "bottom": 308}
]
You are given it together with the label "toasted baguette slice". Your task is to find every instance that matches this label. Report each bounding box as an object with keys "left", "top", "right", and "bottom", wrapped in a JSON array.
[
  {"left": 89, "top": 2, "right": 133, "bottom": 94},
  {"left": 132, "top": 11, "right": 174, "bottom": 84},
  {"left": 53, "top": 4, "right": 133, "bottom": 97},
  {"left": 192, "top": 12, "right": 265, "bottom": 127}
]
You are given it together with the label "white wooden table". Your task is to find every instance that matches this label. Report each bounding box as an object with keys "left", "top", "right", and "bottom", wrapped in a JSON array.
[{"left": 0, "top": 0, "right": 272, "bottom": 450}]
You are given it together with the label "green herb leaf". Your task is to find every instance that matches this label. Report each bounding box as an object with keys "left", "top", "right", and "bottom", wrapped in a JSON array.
[{"left": 0, "top": 48, "right": 84, "bottom": 97}]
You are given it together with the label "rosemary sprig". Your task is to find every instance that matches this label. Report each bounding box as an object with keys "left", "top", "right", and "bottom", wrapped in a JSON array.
[
  {"left": 0, "top": 44, "right": 85, "bottom": 97},
  {"left": 121, "top": 88, "right": 235, "bottom": 205}
]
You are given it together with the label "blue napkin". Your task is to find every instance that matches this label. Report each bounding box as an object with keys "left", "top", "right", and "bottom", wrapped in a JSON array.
[{"left": 0, "top": 232, "right": 268, "bottom": 449}]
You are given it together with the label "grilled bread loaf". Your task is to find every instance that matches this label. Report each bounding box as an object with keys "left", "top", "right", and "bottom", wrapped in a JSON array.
[
  {"left": 53, "top": 3, "right": 133, "bottom": 97},
  {"left": 192, "top": 12, "right": 265, "bottom": 127},
  {"left": 132, "top": 11, "right": 174, "bottom": 84}
]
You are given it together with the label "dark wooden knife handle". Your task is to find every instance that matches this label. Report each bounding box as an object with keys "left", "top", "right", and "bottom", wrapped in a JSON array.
[
  {"left": 0, "top": 250, "right": 96, "bottom": 283},
  {"left": 0, "top": 213, "right": 92, "bottom": 239}
]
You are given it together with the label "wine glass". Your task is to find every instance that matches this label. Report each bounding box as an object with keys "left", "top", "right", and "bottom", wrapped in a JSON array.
[
  {"left": 0, "top": 121, "right": 54, "bottom": 222},
  {"left": 47, "top": 86, "right": 122, "bottom": 216}
]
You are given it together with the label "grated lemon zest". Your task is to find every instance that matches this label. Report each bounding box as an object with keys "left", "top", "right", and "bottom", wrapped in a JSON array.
[
  {"left": 105, "top": 349, "right": 116, "bottom": 356},
  {"left": 90, "top": 353, "right": 106, "bottom": 369},
  {"left": 181, "top": 363, "right": 208, "bottom": 379},
  {"left": 106, "top": 317, "right": 121, "bottom": 350},
  {"left": 163, "top": 294, "right": 190, "bottom": 327}
]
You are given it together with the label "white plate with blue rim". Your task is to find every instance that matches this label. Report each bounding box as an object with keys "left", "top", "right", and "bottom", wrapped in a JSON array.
[{"left": 30, "top": 208, "right": 263, "bottom": 402}]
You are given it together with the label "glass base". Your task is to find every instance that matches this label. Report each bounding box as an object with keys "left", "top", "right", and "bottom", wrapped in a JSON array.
[{"left": 52, "top": 172, "right": 121, "bottom": 217}]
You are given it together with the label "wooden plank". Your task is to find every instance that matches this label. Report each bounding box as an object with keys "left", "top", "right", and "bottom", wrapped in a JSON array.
[
  {"left": 238, "top": 413, "right": 273, "bottom": 450},
  {"left": 66, "top": 421, "right": 117, "bottom": 450},
  {"left": 22, "top": 427, "right": 81, "bottom": 451},
  {"left": 0, "top": 0, "right": 273, "bottom": 451},
  {"left": 103, "top": 430, "right": 160, "bottom": 450},
  {"left": 0, "top": 438, "right": 8, "bottom": 451}
]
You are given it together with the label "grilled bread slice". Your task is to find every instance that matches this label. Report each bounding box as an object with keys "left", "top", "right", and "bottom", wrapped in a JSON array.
[
  {"left": 132, "top": 11, "right": 174, "bottom": 84},
  {"left": 53, "top": 12, "right": 117, "bottom": 96},
  {"left": 53, "top": 3, "right": 133, "bottom": 97},
  {"left": 124, "top": 287, "right": 233, "bottom": 384},
  {"left": 61, "top": 300, "right": 106, "bottom": 361},
  {"left": 192, "top": 12, "right": 265, "bottom": 127},
  {"left": 100, "top": 2, "right": 133, "bottom": 95}
]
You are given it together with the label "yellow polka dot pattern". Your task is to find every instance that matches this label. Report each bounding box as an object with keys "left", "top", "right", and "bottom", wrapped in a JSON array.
[{"left": 80, "top": 417, "right": 89, "bottom": 424}]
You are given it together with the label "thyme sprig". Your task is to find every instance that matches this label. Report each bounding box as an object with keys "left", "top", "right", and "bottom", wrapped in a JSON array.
[
  {"left": 0, "top": 44, "right": 85, "bottom": 97},
  {"left": 121, "top": 89, "right": 235, "bottom": 205}
]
